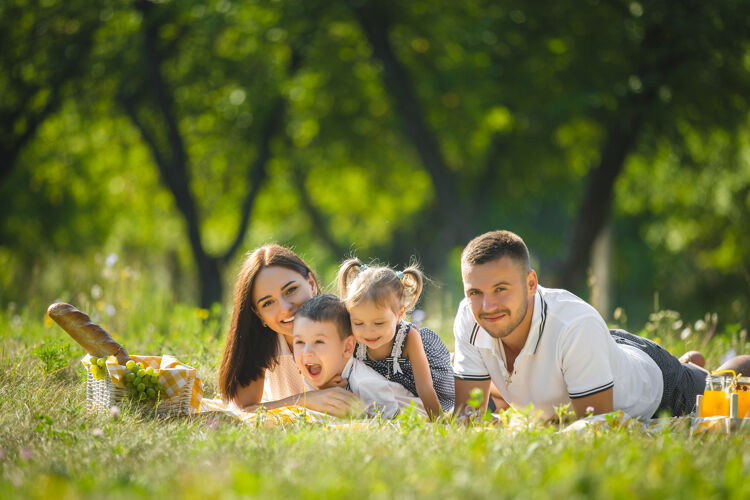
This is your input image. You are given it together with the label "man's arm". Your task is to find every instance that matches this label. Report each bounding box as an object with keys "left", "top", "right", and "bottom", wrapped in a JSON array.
[
  {"left": 570, "top": 387, "right": 613, "bottom": 419},
  {"left": 560, "top": 316, "right": 617, "bottom": 418},
  {"left": 453, "top": 378, "right": 491, "bottom": 416},
  {"left": 489, "top": 381, "right": 510, "bottom": 411}
]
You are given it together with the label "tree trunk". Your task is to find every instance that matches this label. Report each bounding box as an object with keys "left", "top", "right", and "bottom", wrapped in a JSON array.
[
  {"left": 123, "top": 1, "right": 296, "bottom": 307},
  {"left": 197, "top": 255, "right": 223, "bottom": 310},
  {"left": 589, "top": 222, "right": 613, "bottom": 320},
  {"left": 558, "top": 18, "right": 672, "bottom": 293},
  {"left": 350, "top": 1, "right": 472, "bottom": 271},
  {"left": 558, "top": 105, "right": 644, "bottom": 292}
]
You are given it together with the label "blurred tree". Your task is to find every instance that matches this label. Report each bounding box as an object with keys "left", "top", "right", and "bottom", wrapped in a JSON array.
[
  {"left": 615, "top": 123, "right": 750, "bottom": 322},
  {"left": 115, "top": 0, "right": 302, "bottom": 307},
  {"left": 0, "top": 0, "right": 100, "bottom": 183},
  {"left": 2, "top": 0, "right": 750, "bottom": 325},
  {"left": 342, "top": 0, "right": 750, "bottom": 293}
]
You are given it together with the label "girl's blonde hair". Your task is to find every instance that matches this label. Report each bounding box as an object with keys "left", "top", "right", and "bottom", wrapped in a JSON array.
[{"left": 336, "top": 257, "right": 423, "bottom": 314}]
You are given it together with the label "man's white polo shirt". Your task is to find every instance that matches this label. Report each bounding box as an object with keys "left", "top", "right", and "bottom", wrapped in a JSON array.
[{"left": 453, "top": 285, "right": 663, "bottom": 419}]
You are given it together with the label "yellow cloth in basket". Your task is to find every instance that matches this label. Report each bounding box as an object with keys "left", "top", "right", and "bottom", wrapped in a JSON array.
[{"left": 84, "top": 354, "right": 203, "bottom": 413}]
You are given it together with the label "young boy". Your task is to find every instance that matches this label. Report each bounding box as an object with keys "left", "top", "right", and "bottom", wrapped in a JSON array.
[{"left": 292, "top": 294, "right": 426, "bottom": 418}]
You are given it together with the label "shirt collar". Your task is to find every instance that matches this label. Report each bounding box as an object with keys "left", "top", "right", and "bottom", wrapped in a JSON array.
[
  {"left": 526, "top": 288, "right": 547, "bottom": 355},
  {"left": 341, "top": 356, "right": 355, "bottom": 379},
  {"left": 472, "top": 288, "right": 547, "bottom": 355}
]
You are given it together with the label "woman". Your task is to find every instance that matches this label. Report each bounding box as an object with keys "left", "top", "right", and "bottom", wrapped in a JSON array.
[{"left": 218, "top": 244, "right": 358, "bottom": 415}]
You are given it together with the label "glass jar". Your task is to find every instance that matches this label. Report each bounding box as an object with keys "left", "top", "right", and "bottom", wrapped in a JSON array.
[
  {"left": 731, "top": 376, "right": 750, "bottom": 418},
  {"left": 701, "top": 372, "right": 730, "bottom": 417}
]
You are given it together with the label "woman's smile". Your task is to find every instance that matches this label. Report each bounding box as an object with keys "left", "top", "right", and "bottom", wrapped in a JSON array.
[{"left": 252, "top": 266, "right": 317, "bottom": 335}]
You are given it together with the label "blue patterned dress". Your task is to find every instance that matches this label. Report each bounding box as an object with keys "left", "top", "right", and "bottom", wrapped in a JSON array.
[{"left": 355, "top": 321, "right": 455, "bottom": 411}]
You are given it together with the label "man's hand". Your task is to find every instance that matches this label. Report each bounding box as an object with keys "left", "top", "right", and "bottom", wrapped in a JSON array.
[{"left": 453, "top": 378, "right": 491, "bottom": 417}]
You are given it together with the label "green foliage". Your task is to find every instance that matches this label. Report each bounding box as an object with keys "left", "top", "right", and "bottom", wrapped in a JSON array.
[
  {"left": 2, "top": 0, "right": 750, "bottom": 324},
  {"left": 32, "top": 341, "right": 72, "bottom": 373},
  {"left": 610, "top": 306, "right": 749, "bottom": 369}
]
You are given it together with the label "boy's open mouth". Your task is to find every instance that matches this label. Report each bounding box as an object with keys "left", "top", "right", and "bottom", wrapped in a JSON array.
[{"left": 305, "top": 363, "right": 322, "bottom": 377}]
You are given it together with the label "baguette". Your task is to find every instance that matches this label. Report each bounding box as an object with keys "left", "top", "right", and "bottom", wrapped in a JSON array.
[{"left": 47, "top": 302, "right": 131, "bottom": 365}]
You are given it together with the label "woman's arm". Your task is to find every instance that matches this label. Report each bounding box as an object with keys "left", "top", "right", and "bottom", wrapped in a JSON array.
[
  {"left": 233, "top": 373, "right": 266, "bottom": 409},
  {"left": 404, "top": 326, "right": 442, "bottom": 420}
]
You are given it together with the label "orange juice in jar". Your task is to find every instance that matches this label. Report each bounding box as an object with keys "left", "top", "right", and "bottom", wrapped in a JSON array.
[
  {"left": 702, "top": 391, "right": 729, "bottom": 417},
  {"left": 701, "top": 374, "right": 729, "bottom": 417},
  {"left": 732, "top": 376, "right": 750, "bottom": 418}
]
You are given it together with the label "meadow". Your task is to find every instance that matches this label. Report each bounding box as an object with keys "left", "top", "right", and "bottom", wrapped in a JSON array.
[
  {"left": 1, "top": 265, "right": 749, "bottom": 500},
  {"left": 5, "top": 1, "right": 750, "bottom": 497}
]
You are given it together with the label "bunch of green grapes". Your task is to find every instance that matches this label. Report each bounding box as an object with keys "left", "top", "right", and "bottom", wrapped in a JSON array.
[
  {"left": 87, "top": 357, "right": 166, "bottom": 402},
  {"left": 88, "top": 356, "right": 109, "bottom": 380},
  {"left": 119, "top": 359, "right": 164, "bottom": 400},
  {"left": 122, "top": 360, "right": 165, "bottom": 401}
]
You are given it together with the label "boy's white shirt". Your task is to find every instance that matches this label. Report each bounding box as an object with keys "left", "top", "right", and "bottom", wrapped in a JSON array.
[{"left": 306, "top": 357, "right": 426, "bottom": 419}]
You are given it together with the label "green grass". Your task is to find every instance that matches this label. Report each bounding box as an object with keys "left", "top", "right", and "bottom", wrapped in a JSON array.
[{"left": 1, "top": 291, "right": 749, "bottom": 499}]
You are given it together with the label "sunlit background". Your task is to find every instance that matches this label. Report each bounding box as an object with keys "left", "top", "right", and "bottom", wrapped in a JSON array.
[{"left": 3, "top": 0, "right": 750, "bottom": 336}]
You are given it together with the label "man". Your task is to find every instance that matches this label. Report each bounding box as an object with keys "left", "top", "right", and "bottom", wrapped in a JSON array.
[{"left": 453, "top": 230, "right": 750, "bottom": 419}]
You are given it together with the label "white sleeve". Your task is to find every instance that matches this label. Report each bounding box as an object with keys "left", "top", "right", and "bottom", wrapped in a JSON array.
[
  {"left": 559, "top": 316, "right": 614, "bottom": 399},
  {"left": 452, "top": 300, "right": 490, "bottom": 381},
  {"left": 349, "top": 362, "right": 425, "bottom": 419}
]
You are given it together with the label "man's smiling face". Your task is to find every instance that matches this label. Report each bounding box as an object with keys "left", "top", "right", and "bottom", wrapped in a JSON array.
[{"left": 461, "top": 256, "right": 536, "bottom": 339}]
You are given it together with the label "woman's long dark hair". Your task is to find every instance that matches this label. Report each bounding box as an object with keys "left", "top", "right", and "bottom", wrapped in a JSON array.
[{"left": 218, "top": 244, "right": 318, "bottom": 402}]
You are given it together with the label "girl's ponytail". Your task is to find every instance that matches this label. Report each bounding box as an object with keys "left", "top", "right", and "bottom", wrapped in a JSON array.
[
  {"left": 339, "top": 256, "right": 426, "bottom": 316},
  {"left": 337, "top": 257, "right": 363, "bottom": 298}
]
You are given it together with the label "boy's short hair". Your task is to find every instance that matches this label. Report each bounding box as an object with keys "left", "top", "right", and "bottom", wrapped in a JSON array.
[
  {"left": 461, "top": 230, "right": 530, "bottom": 271},
  {"left": 296, "top": 294, "right": 352, "bottom": 340}
]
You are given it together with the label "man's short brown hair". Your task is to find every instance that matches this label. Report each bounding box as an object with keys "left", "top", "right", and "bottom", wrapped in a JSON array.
[
  {"left": 461, "top": 230, "right": 530, "bottom": 271},
  {"left": 296, "top": 293, "right": 353, "bottom": 340}
]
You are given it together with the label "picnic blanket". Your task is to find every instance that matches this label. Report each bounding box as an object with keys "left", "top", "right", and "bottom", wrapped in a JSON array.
[
  {"left": 198, "top": 398, "right": 750, "bottom": 434},
  {"left": 199, "top": 397, "right": 337, "bottom": 426}
]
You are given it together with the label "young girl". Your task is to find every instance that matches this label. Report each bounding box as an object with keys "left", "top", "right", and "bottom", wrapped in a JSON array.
[{"left": 337, "top": 258, "right": 455, "bottom": 419}]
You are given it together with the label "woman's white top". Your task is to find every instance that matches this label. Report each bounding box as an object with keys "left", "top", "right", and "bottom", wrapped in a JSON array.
[{"left": 262, "top": 334, "right": 306, "bottom": 403}]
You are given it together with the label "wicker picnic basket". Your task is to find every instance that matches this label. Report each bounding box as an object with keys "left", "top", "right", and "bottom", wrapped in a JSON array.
[
  {"left": 83, "top": 356, "right": 196, "bottom": 417},
  {"left": 47, "top": 302, "right": 199, "bottom": 416}
]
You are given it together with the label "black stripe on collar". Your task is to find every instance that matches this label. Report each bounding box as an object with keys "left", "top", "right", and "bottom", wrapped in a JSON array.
[
  {"left": 470, "top": 322, "right": 479, "bottom": 345},
  {"left": 532, "top": 290, "right": 548, "bottom": 355}
]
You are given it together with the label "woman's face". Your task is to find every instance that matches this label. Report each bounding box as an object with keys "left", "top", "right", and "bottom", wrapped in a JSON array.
[{"left": 252, "top": 266, "right": 318, "bottom": 337}]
